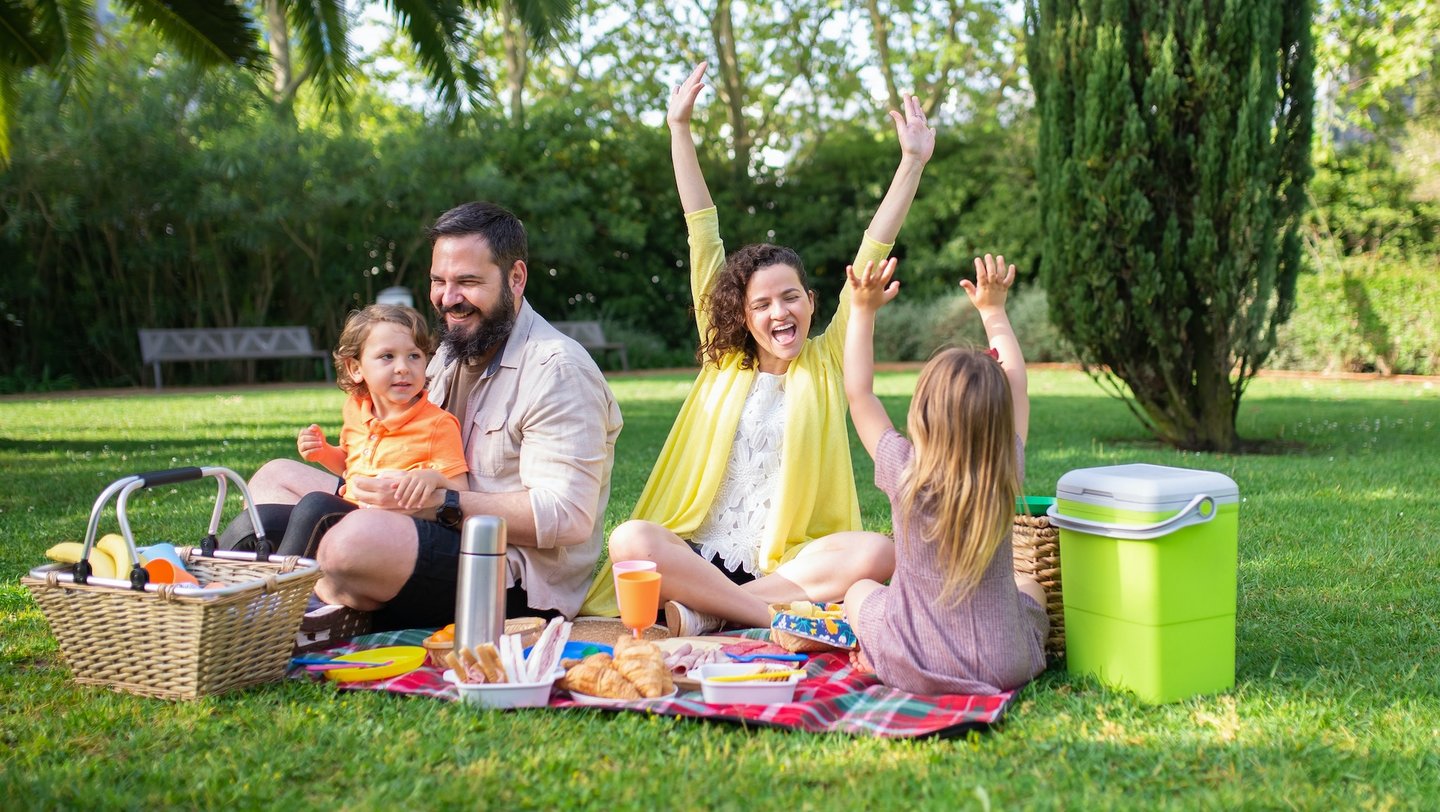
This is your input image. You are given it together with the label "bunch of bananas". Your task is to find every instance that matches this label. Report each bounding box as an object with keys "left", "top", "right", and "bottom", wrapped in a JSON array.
[{"left": 45, "top": 533, "right": 136, "bottom": 579}]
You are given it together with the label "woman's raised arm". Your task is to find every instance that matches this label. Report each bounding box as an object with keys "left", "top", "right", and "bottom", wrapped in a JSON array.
[
  {"left": 866, "top": 95, "right": 935, "bottom": 245},
  {"left": 668, "top": 62, "right": 715, "bottom": 214}
]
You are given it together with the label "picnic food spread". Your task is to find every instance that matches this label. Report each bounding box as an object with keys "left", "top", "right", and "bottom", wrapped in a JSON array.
[
  {"left": 425, "top": 618, "right": 551, "bottom": 668},
  {"left": 661, "top": 641, "right": 727, "bottom": 676},
  {"left": 558, "top": 637, "right": 674, "bottom": 699},
  {"left": 445, "top": 617, "right": 572, "bottom": 685}
]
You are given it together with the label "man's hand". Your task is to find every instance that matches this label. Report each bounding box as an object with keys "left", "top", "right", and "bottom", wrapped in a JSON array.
[{"left": 347, "top": 474, "right": 441, "bottom": 515}]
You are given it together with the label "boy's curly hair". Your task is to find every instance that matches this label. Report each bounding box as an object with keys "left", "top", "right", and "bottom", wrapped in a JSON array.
[
  {"left": 696, "top": 243, "right": 809, "bottom": 369},
  {"left": 332, "top": 304, "right": 436, "bottom": 397}
]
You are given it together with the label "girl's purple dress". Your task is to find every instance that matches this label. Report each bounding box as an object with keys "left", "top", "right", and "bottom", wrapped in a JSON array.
[{"left": 854, "top": 428, "right": 1047, "bottom": 695}]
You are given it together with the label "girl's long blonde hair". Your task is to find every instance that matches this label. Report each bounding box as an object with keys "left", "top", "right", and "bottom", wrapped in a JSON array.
[{"left": 897, "top": 347, "right": 1020, "bottom": 606}]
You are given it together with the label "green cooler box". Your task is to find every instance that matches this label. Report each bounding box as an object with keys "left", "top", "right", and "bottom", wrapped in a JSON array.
[{"left": 1046, "top": 464, "right": 1239, "bottom": 703}]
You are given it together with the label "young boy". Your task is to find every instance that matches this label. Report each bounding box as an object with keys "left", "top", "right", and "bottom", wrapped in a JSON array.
[{"left": 279, "top": 304, "right": 469, "bottom": 559}]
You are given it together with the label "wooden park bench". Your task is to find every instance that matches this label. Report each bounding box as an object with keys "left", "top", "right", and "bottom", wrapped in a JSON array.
[
  {"left": 551, "top": 321, "right": 629, "bottom": 371},
  {"left": 138, "top": 327, "right": 334, "bottom": 390}
]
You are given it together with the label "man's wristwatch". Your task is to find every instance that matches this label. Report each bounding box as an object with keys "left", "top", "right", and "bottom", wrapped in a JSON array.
[{"left": 437, "top": 489, "right": 463, "bottom": 530}]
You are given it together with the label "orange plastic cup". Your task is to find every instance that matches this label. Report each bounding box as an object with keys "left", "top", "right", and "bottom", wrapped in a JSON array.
[
  {"left": 616, "top": 570, "right": 661, "bottom": 639},
  {"left": 612, "top": 559, "right": 657, "bottom": 594},
  {"left": 144, "top": 558, "right": 199, "bottom": 586}
]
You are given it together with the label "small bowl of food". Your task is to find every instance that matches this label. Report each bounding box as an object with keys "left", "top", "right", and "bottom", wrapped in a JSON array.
[
  {"left": 697, "top": 663, "right": 803, "bottom": 706},
  {"left": 442, "top": 669, "right": 557, "bottom": 709},
  {"left": 425, "top": 618, "right": 550, "bottom": 669},
  {"left": 423, "top": 625, "right": 456, "bottom": 668}
]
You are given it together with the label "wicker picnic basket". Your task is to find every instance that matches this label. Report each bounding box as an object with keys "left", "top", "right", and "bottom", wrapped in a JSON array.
[
  {"left": 1013, "top": 497, "right": 1065, "bottom": 661},
  {"left": 22, "top": 467, "right": 321, "bottom": 701}
]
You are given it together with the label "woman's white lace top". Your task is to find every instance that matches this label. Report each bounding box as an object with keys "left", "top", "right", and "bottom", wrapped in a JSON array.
[{"left": 690, "top": 372, "right": 786, "bottom": 575}]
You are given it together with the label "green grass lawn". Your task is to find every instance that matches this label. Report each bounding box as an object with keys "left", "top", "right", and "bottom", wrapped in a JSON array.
[{"left": 2, "top": 369, "right": 1437, "bottom": 809}]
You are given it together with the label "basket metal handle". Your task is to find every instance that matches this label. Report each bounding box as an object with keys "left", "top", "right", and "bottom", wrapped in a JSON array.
[
  {"left": 76, "top": 466, "right": 272, "bottom": 588},
  {"left": 134, "top": 467, "right": 207, "bottom": 488},
  {"left": 1044, "top": 493, "right": 1217, "bottom": 541}
]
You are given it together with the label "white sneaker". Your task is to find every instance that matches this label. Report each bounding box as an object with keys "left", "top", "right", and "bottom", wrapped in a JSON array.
[{"left": 665, "top": 600, "right": 722, "bottom": 637}]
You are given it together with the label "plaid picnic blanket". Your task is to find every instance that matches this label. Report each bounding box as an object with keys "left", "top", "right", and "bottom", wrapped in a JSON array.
[{"left": 293, "top": 628, "right": 1015, "bottom": 739}]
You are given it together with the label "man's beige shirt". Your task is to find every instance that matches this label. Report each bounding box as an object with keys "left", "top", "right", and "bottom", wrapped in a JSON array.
[{"left": 427, "top": 299, "right": 622, "bottom": 616}]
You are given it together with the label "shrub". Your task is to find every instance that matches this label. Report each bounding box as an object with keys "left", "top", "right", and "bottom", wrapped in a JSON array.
[
  {"left": 1308, "top": 147, "right": 1440, "bottom": 258},
  {"left": 873, "top": 285, "right": 1076, "bottom": 364},
  {"left": 1272, "top": 255, "right": 1440, "bottom": 375},
  {"left": 596, "top": 320, "right": 696, "bottom": 371},
  {"left": 873, "top": 296, "right": 960, "bottom": 361}
]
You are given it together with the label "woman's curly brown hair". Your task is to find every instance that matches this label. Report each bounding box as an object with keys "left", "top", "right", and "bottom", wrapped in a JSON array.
[{"left": 697, "top": 243, "right": 809, "bottom": 369}]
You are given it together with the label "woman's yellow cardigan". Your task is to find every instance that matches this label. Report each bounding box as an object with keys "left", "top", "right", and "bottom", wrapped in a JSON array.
[{"left": 578, "top": 207, "right": 893, "bottom": 616}]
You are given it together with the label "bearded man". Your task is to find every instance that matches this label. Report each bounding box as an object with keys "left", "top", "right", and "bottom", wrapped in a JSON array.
[{"left": 225, "top": 202, "right": 622, "bottom": 648}]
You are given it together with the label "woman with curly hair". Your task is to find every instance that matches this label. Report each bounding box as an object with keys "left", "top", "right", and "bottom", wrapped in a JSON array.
[{"left": 580, "top": 62, "right": 935, "bottom": 634}]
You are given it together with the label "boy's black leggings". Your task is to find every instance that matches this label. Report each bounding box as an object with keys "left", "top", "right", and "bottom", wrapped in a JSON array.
[{"left": 217, "top": 491, "right": 355, "bottom": 559}]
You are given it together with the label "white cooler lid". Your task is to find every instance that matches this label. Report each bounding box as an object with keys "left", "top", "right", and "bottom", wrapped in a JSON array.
[{"left": 1056, "top": 463, "right": 1239, "bottom": 511}]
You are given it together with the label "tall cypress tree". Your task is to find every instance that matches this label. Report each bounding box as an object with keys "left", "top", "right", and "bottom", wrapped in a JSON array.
[{"left": 1026, "top": 0, "right": 1314, "bottom": 451}]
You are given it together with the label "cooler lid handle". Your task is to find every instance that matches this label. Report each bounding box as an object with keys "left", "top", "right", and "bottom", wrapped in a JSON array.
[{"left": 1045, "top": 494, "right": 1217, "bottom": 540}]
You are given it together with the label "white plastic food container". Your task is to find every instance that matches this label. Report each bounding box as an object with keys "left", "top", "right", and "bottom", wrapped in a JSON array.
[
  {"left": 697, "top": 663, "right": 802, "bottom": 705},
  {"left": 442, "top": 669, "right": 556, "bottom": 709}
]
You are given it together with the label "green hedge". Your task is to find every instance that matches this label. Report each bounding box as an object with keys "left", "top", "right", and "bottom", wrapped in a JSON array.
[
  {"left": 865, "top": 256, "right": 1439, "bottom": 376},
  {"left": 1271, "top": 256, "right": 1440, "bottom": 375},
  {"left": 871, "top": 285, "right": 1077, "bottom": 364}
]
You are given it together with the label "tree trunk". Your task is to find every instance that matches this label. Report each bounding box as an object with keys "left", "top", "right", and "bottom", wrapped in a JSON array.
[
  {"left": 502, "top": 0, "right": 529, "bottom": 127},
  {"left": 263, "top": 0, "right": 296, "bottom": 115},
  {"left": 709, "top": 0, "right": 750, "bottom": 182},
  {"left": 864, "top": 0, "right": 904, "bottom": 113}
]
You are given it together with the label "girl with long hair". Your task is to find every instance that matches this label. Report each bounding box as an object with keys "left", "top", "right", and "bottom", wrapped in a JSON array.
[{"left": 842, "top": 254, "right": 1047, "bottom": 694}]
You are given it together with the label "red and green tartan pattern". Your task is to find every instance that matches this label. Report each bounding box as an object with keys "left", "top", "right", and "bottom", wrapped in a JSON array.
[{"left": 294, "top": 628, "right": 1014, "bottom": 739}]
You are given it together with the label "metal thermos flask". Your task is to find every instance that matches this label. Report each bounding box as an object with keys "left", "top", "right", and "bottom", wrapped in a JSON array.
[{"left": 455, "top": 515, "right": 506, "bottom": 653}]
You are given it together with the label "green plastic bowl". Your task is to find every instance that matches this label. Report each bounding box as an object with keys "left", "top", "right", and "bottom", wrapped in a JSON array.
[{"left": 1016, "top": 496, "right": 1056, "bottom": 516}]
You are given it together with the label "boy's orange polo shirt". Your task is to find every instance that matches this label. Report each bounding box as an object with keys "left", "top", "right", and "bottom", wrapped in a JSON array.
[{"left": 338, "top": 391, "right": 468, "bottom": 502}]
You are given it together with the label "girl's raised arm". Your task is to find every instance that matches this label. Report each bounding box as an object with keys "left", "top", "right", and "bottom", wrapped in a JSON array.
[
  {"left": 668, "top": 62, "right": 715, "bottom": 214},
  {"left": 865, "top": 95, "right": 935, "bottom": 245},
  {"left": 962, "top": 254, "right": 1029, "bottom": 444},
  {"left": 844, "top": 258, "right": 901, "bottom": 458}
]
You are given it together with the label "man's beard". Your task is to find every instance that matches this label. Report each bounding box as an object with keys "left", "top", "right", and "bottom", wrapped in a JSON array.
[{"left": 440, "top": 283, "right": 516, "bottom": 363}]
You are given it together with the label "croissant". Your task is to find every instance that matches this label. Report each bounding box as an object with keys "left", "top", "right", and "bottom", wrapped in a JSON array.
[
  {"left": 561, "top": 656, "right": 642, "bottom": 700},
  {"left": 558, "top": 652, "right": 611, "bottom": 690},
  {"left": 611, "top": 639, "right": 673, "bottom": 698},
  {"left": 576, "top": 652, "right": 614, "bottom": 670}
]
